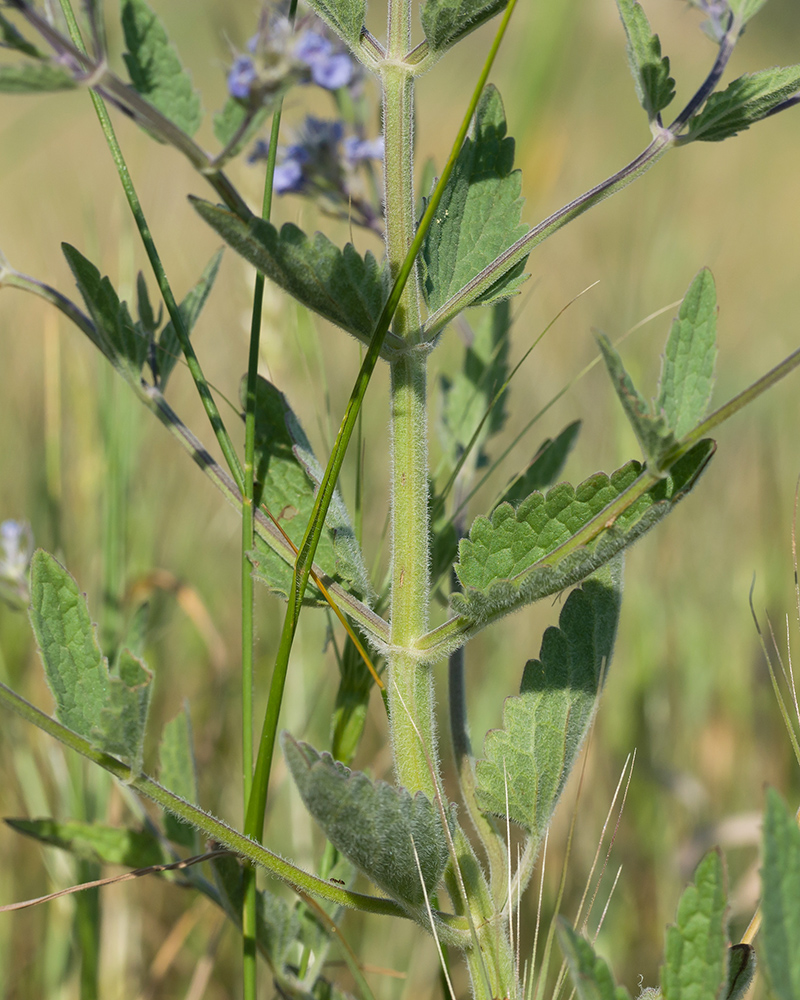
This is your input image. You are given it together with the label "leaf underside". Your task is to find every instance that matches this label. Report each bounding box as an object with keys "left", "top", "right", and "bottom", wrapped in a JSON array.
[
  {"left": 452, "top": 441, "right": 714, "bottom": 623},
  {"left": 687, "top": 66, "right": 800, "bottom": 142},
  {"left": 420, "top": 0, "right": 509, "bottom": 54},
  {"left": 282, "top": 734, "right": 452, "bottom": 909},
  {"left": 304, "top": 0, "right": 366, "bottom": 50},
  {"left": 761, "top": 789, "right": 800, "bottom": 1000}
]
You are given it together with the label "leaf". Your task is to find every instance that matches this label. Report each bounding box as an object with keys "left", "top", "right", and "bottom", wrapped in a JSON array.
[
  {"left": 213, "top": 97, "right": 270, "bottom": 155},
  {"left": 474, "top": 560, "right": 622, "bottom": 836},
  {"left": 0, "top": 62, "right": 76, "bottom": 93},
  {"left": 724, "top": 944, "right": 756, "bottom": 1000},
  {"left": 729, "top": 0, "right": 770, "bottom": 26},
  {"left": 656, "top": 268, "right": 718, "bottom": 440},
  {"left": 498, "top": 421, "right": 581, "bottom": 507},
  {"left": 304, "top": 0, "right": 366, "bottom": 49},
  {"left": 452, "top": 441, "right": 714, "bottom": 624},
  {"left": 246, "top": 377, "right": 372, "bottom": 602},
  {"left": 686, "top": 66, "right": 800, "bottom": 143},
  {"left": 28, "top": 550, "right": 153, "bottom": 769},
  {"left": 121, "top": 0, "right": 202, "bottom": 137},
  {"left": 282, "top": 734, "right": 453, "bottom": 910},
  {"left": 0, "top": 13, "right": 43, "bottom": 58},
  {"left": 156, "top": 248, "right": 223, "bottom": 389},
  {"left": 761, "top": 788, "right": 800, "bottom": 1000},
  {"left": 420, "top": 0, "right": 509, "bottom": 55},
  {"left": 159, "top": 705, "right": 198, "bottom": 848},
  {"left": 5, "top": 818, "right": 168, "bottom": 868},
  {"left": 557, "top": 919, "right": 632, "bottom": 1000},
  {"left": 62, "top": 243, "right": 146, "bottom": 382},
  {"left": 421, "top": 85, "right": 528, "bottom": 315},
  {"left": 661, "top": 849, "right": 728, "bottom": 1000},
  {"left": 615, "top": 0, "right": 675, "bottom": 121},
  {"left": 191, "top": 199, "right": 398, "bottom": 355}
]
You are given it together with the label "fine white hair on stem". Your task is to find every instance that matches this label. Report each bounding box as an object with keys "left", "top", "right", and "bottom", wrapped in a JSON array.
[{"left": 409, "top": 834, "right": 457, "bottom": 1000}]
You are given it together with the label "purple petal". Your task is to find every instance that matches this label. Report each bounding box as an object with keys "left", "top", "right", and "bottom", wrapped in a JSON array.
[
  {"left": 294, "top": 30, "right": 332, "bottom": 64},
  {"left": 344, "top": 135, "right": 384, "bottom": 163},
  {"left": 227, "top": 55, "right": 257, "bottom": 99},
  {"left": 273, "top": 158, "right": 305, "bottom": 194},
  {"left": 311, "top": 53, "right": 353, "bottom": 90}
]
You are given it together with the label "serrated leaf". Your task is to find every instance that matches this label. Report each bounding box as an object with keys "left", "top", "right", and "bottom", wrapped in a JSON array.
[
  {"left": 615, "top": 0, "right": 675, "bottom": 121},
  {"left": 28, "top": 550, "right": 152, "bottom": 769},
  {"left": 6, "top": 817, "right": 168, "bottom": 867},
  {"left": 121, "top": 0, "right": 202, "bottom": 137},
  {"left": 557, "top": 919, "right": 633, "bottom": 1000},
  {"left": 761, "top": 788, "right": 800, "bottom": 1000},
  {"left": 724, "top": 944, "right": 756, "bottom": 1000},
  {"left": 498, "top": 421, "right": 581, "bottom": 507},
  {"left": 422, "top": 86, "right": 527, "bottom": 316},
  {"left": 475, "top": 561, "right": 621, "bottom": 836},
  {"left": 304, "top": 0, "right": 366, "bottom": 49},
  {"left": 156, "top": 248, "right": 223, "bottom": 388},
  {"left": 246, "top": 376, "right": 372, "bottom": 602},
  {"left": 439, "top": 302, "right": 511, "bottom": 471},
  {"left": 159, "top": 705, "right": 198, "bottom": 848},
  {"left": 213, "top": 97, "right": 270, "bottom": 155},
  {"left": 282, "top": 734, "right": 453, "bottom": 909},
  {"left": 191, "top": 199, "right": 398, "bottom": 355},
  {"left": 62, "top": 243, "right": 146, "bottom": 382},
  {"left": 687, "top": 66, "right": 800, "bottom": 143},
  {"left": 661, "top": 849, "right": 727, "bottom": 1000},
  {"left": 452, "top": 441, "right": 714, "bottom": 623},
  {"left": 0, "top": 62, "right": 76, "bottom": 93},
  {"left": 0, "top": 13, "right": 43, "bottom": 58},
  {"left": 420, "top": 0, "right": 508, "bottom": 54},
  {"left": 597, "top": 333, "right": 677, "bottom": 468},
  {"left": 729, "top": 0, "right": 769, "bottom": 25},
  {"left": 656, "top": 268, "right": 717, "bottom": 439}
]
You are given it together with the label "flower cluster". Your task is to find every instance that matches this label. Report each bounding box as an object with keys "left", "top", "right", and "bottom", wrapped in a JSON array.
[{"left": 249, "top": 117, "right": 384, "bottom": 232}]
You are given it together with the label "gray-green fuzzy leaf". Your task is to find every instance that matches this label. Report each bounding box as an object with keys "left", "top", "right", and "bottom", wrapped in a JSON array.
[
  {"left": 615, "top": 0, "right": 675, "bottom": 121},
  {"left": 420, "top": 0, "right": 508, "bottom": 54},
  {"left": 656, "top": 268, "right": 717, "bottom": 439},
  {"left": 686, "top": 66, "right": 800, "bottom": 143},
  {"left": 475, "top": 561, "right": 621, "bottom": 836},
  {"left": 122, "top": 0, "right": 202, "bottom": 137},
  {"left": 557, "top": 919, "right": 632, "bottom": 1000},
  {"left": 452, "top": 441, "right": 714, "bottom": 623},
  {"left": 191, "top": 199, "right": 397, "bottom": 355},
  {"left": 761, "top": 788, "right": 800, "bottom": 1000},
  {"left": 28, "top": 550, "right": 152, "bottom": 769},
  {"left": 498, "top": 421, "right": 581, "bottom": 507},
  {"left": 661, "top": 849, "right": 727, "bottom": 1000},
  {"left": 0, "top": 62, "right": 75, "bottom": 93},
  {"left": 159, "top": 705, "right": 199, "bottom": 848},
  {"left": 246, "top": 376, "right": 372, "bottom": 603},
  {"left": 421, "top": 85, "right": 527, "bottom": 316},
  {"left": 724, "top": 945, "right": 756, "bottom": 1000},
  {"left": 304, "top": 0, "right": 366, "bottom": 49},
  {"left": 282, "top": 734, "right": 453, "bottom": 909},
  {"left": 5, "top": 817, "right": 168, "bottom": 868}
]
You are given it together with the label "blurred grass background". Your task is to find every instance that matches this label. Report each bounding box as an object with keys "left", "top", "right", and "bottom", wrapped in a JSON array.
[{"left": 1, "top": 0, "right": 800, "bottom": 996}]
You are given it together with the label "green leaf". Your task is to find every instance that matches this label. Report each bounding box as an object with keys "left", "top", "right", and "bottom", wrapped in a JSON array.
[
  {"left": 0, "top": 62, "right": 76, "bottom": 93},
  {"left": 62, "top": 243, "right": 146, "bottom": 382},
  {"left": 498, "top": 421, "right": 581, "bottom": 507},
  {"left": 191, "top": 199, "right": 398, "bottom": 356},
  {"left": 28, "top": 550, "right": 153, "bottom": 769},
  {"left": 304, "top": 0, "right": 366, "bottom": 49},
  {"left": 420, "top": 0, "right": 509, "bottom": 55},
  {"left": 212, "top": 97, "right": 270, "bottom": 155},
  {"left": 661, "top": 849, "right": 727, "bottom": 1000},
  {"left": 156, "top": 248, "right": 223, "bottom": 389},
  {"left": 724, "top": 944, "right": 756, "bottom": 1000},
  {"left": 687, "top": 66, "right": 800, "bottom": 143},
  {"left": 159, "top": 705, "right": 199, "bottom": 849},
  {"left": 615, "top": 0, "right": 675, "bottom": 121},
  {"left": 5, "top": 818, "right": 168, "bottom": 868},
  {"left": 282, "top": 733, "right": 453, "bottom": 910},
  {"left": 0, "top": 13, "right": 43, "bottom": 58},
  {"left": 421, "top": 85, "right": 528, "bottom": 316},
  {"left": 656, "top": 269, "right": 717, "bottom": 439},
  {"left": 596, "top": 334, "right": 677, "bottom": 468},
  {"left": 331, "top": 637, "right": 373, "bottom": 766},
  {"left": 729, "top": 0, "right": 770, "bottom": 26},
  {"left": 475, "top": 560, "right": 622, "bottom": 836},
  {"left": 452, "top": 441, "right": 714, "bottom": 624},
  {"left": 247, "top": 377, "right": 373, "bottom": 603},
  {"left": 761, "top": 788, "right": 800, "bottom": 1000},
  {"left": 557, "top": 919, "right": 633, "bottom": 1000},
  {"left": 121, "top": 0, "right": 202, "bottom": 137}
]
